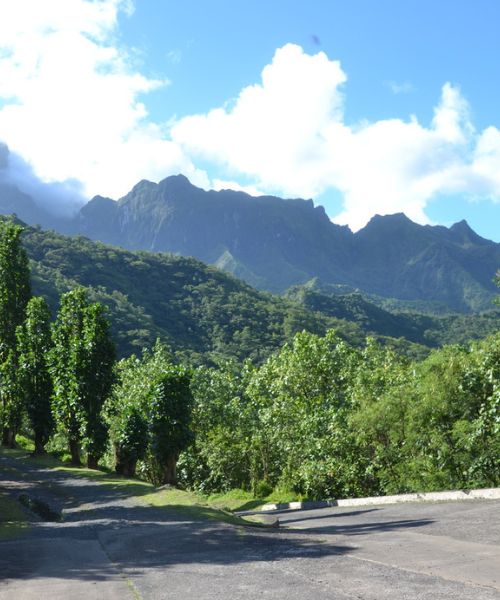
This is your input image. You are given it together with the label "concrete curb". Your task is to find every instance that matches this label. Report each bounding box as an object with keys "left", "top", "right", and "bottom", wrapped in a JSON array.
[{"left": 259, "top": 487, "right": 500, "bottom": 512}]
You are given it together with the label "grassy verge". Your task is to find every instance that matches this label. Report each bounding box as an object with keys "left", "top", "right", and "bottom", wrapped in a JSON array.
[
  {"left": 207, "top": 488, "right": 302, "bottom": 512},
  {"left": 0, "top": 490, "right": 29, "bottom": 540},
  {"left": 0, "top": 447, "right": 277, "bottom": 528}
]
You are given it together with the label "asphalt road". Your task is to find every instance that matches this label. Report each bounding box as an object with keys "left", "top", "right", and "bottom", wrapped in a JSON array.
[{"left": 1, "top": 453, "right": 499, "bottom": 599}]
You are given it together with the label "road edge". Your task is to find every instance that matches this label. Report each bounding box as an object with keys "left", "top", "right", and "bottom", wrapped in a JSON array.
[{"left": 258, "top": 487, "right": 500, "bottom": 512}]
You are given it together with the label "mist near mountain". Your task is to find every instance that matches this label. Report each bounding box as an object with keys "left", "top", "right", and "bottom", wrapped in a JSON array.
[{"left": 0, "top": 142, "right": 86, "bottom": 220}]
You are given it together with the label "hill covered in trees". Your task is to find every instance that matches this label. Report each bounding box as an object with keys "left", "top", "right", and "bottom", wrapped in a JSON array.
[
  {"left": 1, "top": 217, "right": 499, "bottom": 501},
  {"left": 0, "top": 217, "right": 494, "bottom": 362},
  {"left": 20, "top": 220, "right": 368, "bottom": 362}
]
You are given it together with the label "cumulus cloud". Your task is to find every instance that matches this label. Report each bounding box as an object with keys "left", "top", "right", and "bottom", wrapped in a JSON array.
[
  {"left": 1, "top": 3, "right": 500, "bottom": 231},
  {"left": 0, "top": 0, "right": 207, "bottom": 202},
  {"left": 172, "top": 44, "right": 500, "bottom": 230},
  {"left": 211, "top": 179, "right": 265, "bottom": 197},
  {"left": 172, "top": 43, "right": 347, "bottom": 199}
]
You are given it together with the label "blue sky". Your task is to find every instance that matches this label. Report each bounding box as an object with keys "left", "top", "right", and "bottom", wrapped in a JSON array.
[{"left": 1, "top": 0, "right": 500, "bottom": 241}]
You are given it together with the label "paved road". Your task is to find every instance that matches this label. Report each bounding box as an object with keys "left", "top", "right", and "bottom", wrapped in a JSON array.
[
  {"left": 1, "top": 453, "right": 499, "bottom": 599},
  {"left": 278, "top": 500, "right": 500, "bottom": 597}
]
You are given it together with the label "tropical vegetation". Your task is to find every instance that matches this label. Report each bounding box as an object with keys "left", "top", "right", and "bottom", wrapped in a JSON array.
[{"left": 0, "top": 218, "right": 498, "bottom": 499}]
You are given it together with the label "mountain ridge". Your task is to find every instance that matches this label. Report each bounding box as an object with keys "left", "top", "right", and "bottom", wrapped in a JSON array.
[
  {"left": 1, "top": 174, "right": 499, "bottom": 312},
  {"left": 2, "top": 214, "right": 498, "bottom": 365}
]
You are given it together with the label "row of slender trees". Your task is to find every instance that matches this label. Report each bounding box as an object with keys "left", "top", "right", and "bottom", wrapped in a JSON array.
[
  {"left": 0, "top": 220, "right": 115, "bottom": 466},
  {"left": 0, "top": 220, "right": 193, "bottom": 484}
]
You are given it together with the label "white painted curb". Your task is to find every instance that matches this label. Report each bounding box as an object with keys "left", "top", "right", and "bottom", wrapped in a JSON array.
[{"left": 260, "top": 487, "right": 500, "bottom": 512}]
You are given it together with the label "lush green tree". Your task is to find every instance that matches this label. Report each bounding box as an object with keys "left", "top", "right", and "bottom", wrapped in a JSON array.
[
  {"left": 81, "top": 302, "right": 115, "bottom": 468},
  {"left": 352, "top": 336, "right": 500, "bottom": 494},
  {"left": 181, "top": 360, "right": 256, "bottom": 493},
  {"left": 246, "top": 330, "right": 361, "bottom": 499},
  {"left": 112, "top": 402, "right": 148, "bottom": 477},
  {"left": 0, "top": 220, "right": 31, "bottom": 446},
  {"left": 454, "top": 334, "right": 500, "bottom": 487},
  {"left": 50, "top": 288, "right": 115, "bottom": 466},
  {"left": 17, "top": 297, "right": 54, "bottom": 455},
  {"left": 108, "top": 342, "right": 172, "bottom": 477},
  {"left": 147, "top": 366, "right": 193, "bottom": 485},
  {"left": 0, "top": 350, "right": 24, "bottom": 448},
  {"left": 349, "top": 340, "right": 414, "bottom": 494},
  {"left": 109, "top": 341, "right": 193, "bottom": 484}
]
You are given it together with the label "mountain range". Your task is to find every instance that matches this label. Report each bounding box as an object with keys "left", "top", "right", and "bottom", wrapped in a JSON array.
[
  {"left": 3, "top": 216, "right": 496, "bottom": 364},
  {"left": 1, "top": 174, "right": 499, "bottom": 313}
]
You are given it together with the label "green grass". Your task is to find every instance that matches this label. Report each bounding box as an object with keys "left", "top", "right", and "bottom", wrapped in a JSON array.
[
  {"left": 206, "top": 487, "right": 303, "bottom": 512},
  {"left": 0, "top": 490, "right": 29, "bottom": 540},
  {"left": 207, "top": 489, "right": 258, "bottom": 511},
  {"left": 141, "top": 487, "right": 273, "bottom": 527},
  {"left": 0, "top": 446, "right": 274, "bottom": 528}
]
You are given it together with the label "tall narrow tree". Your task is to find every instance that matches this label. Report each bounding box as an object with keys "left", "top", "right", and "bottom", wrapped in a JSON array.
[
  {"left": 0, "top": 220, "right": 31, "bottom": 446},
  {"left": 17, "top": 297, "right": 54, "bottom": 455},
  {"left": 148, "top": 365, "right": 193, "bottom": 485},
  {"left": 51, "top": 288, "right": 114, "bottom": 466},
  {"left": 1, "top": 350, "right": 24, "bottom": 447},
  {"left": 82, "top": 302, "right": 115, "bottom": 468}
]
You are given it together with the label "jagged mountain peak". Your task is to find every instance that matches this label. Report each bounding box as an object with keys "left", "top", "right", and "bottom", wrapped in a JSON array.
[
  {"left": 1, "top": 174, "right": 499, "bottom": 311},
  {"left": 449, "top": 218, "right": 492, "bottom": 246},
  {"left": 358, "top": 212, "right": 417, "bottom": 235}
]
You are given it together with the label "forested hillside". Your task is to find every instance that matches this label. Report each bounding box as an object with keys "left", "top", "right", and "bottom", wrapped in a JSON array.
[
  {"left": 19, "top": 221, "right": 366, "bottom": 362},
  {"left": 70, "top": 177, "right": 500, "bottom": 311},
  {"left": 286, "top": 282, "right": 500, "bottom": 347},
  {"left": 1, "top": 217, "right": 499, "bottom": 501},
  {"left": 0, "top": 217, "right": 487, "bottom": 362},
  {"left": 2, "top": 174, "right": 500, "bottom": 312}
]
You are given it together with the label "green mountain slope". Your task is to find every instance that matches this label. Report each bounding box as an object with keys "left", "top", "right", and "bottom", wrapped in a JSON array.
[
  {"left": 2, "top": 217, "right": 497, "bottom": 364},
  {"left": 2, "top": 175, "right": 499, "bottom": 313},
  {"left": 286, "top": 282, "right": 500, "bottom": 348},
  {"left": 19, "top": 221, "right": 369, "bottom": 362}
]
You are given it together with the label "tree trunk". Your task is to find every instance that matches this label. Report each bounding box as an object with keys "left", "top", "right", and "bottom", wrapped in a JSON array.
[
  {"left": 32, "top": 432, "right": 47, "bottom": 456},
  {"left": 2, "top": 428, "right": 16, "bottom": 448},
  {"left": 123, "top": 459, "right": 137, "bottom": 477},
  {"left": 69, "top": 439, "right": 81, "bottom": 466},
  {"left": 87, "top": 454, "right": 99, "bottom": 469},
  {"left": 162, "top": 454, "right": 177, "bottom": 485}
]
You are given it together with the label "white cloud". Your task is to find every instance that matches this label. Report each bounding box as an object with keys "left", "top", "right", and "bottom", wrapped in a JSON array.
[
  {"left": 172, "top": 45, "right": 500, "bottom": 230},
  {"left": 387, "top": 81, "right": 415, "bottom": 95},
  {"left": 212, "top": 179, "right": 265, "bottom": 197},
  {"left": 1, "top": 4, "right": 500, "bottom": 232},
  {"left": 0, "top": 0, "right": 206, "bottom": 199},
  {"left": 172, "top": 43, "right": 347, "bottom": 199},
  {"left": 470, "top": 126, "right": 500, "bottom": 196}
]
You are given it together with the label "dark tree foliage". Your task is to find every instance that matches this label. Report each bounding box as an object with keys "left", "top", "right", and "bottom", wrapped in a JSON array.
[
  {"left": 108, "top": 342, "right": 193, "bottom": 484},
  {"left": 81, "top": 302, "right": 116, "bottom": 468},
  {"left": 113, "top": 405, "right": 148, "bottom": 477},
  {"left": 148, "top": 367, "right": 194, "bottom": 485},
  {"left": 51, "top": 288, "right": 115, "bottom": 466},
  {"left": 17, "top": 297, "right": 54, "bottom": 455},
  {"left": 0, "top": 350, "right": 24, "bottom": 448},
  {"left": 0, "top": 220, "right": 31, "bottom": 446}
]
